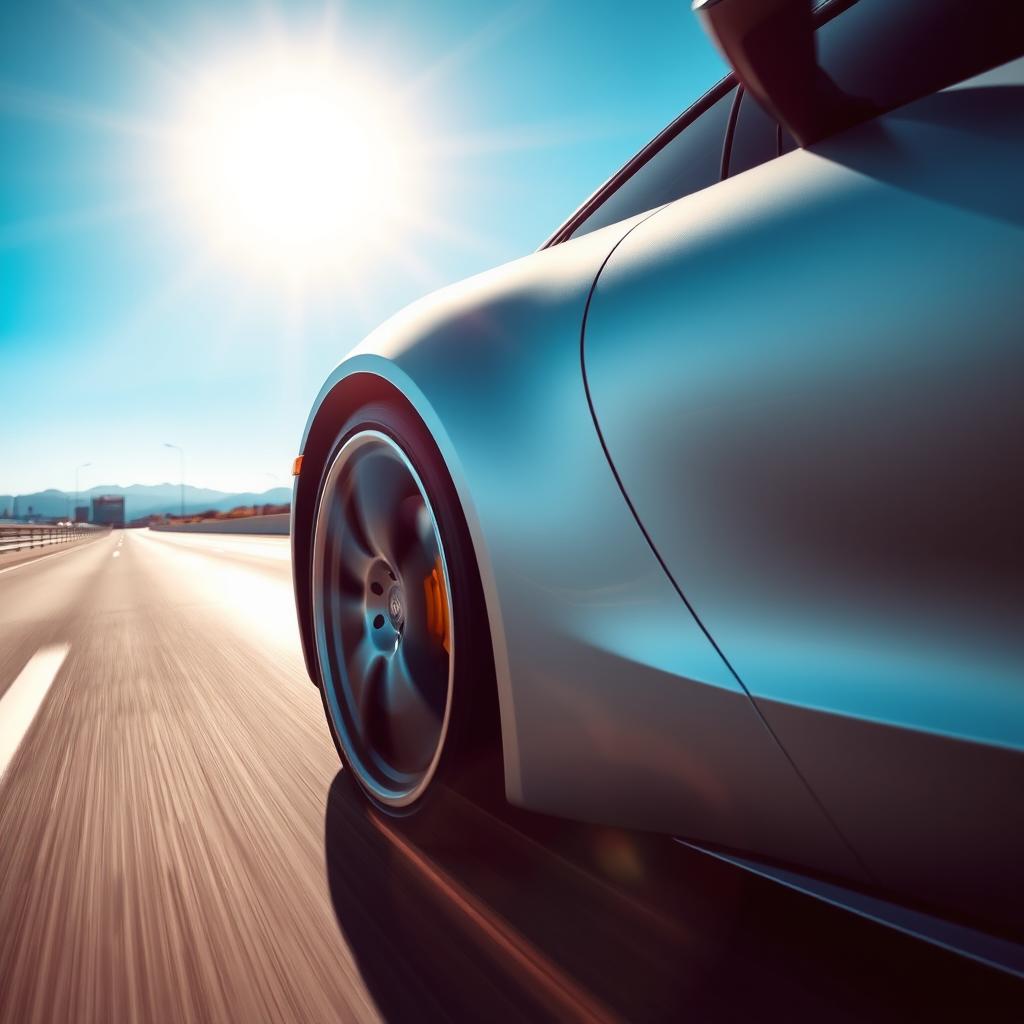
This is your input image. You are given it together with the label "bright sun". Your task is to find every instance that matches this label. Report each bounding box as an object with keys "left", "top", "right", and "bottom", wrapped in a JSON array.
[{"left": 174, "top": 48, "right": 419, "bottom": 280}]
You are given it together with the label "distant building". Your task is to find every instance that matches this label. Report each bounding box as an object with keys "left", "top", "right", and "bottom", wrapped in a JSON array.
[
  {"left": 74, "top": 505, "right": 89, "bottom": 524},
  {"left": 91, "top": 495, "right": 125, "bottom": 527}
]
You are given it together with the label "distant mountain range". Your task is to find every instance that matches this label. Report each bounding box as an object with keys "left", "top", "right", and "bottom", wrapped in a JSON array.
[{"left": 0, "top": 483, "right": 292, "bottom": 521}]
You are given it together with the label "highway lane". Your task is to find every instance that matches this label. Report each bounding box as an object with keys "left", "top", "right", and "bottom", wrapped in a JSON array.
[{"left": 0, "top": 528, "right": 1019, "bottom": 1022}]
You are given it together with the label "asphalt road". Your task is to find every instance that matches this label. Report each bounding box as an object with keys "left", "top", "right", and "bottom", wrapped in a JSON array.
[{"left": 0, "top": 529, "right": 1019, "bottom": 1023}]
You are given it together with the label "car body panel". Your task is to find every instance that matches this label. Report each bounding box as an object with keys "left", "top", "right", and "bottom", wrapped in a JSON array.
[
  {"left": 582, "top": 68, "right": 1024, "bottom": 929},
  {"left": 294, "top": 216, "right": 866, "bottom": 882}
]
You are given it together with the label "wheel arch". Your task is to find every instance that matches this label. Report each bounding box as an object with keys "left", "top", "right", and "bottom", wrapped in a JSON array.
[{"left": 292, "top": 354, "right": 522, "bottom": 799}]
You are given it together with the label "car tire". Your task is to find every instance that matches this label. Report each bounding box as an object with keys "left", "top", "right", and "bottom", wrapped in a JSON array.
[{"left": 310, "top": 399, "right": 498, "bottom": 818}]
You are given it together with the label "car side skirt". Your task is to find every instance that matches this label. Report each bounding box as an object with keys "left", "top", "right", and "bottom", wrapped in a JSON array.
[{"left": 678, "top": 839, "right": 1024, "bottom": 980}]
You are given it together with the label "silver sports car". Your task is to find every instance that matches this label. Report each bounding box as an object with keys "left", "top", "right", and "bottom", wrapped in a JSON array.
[{"left": 292, "top": 0, "right": 1024, "bottom": 974}]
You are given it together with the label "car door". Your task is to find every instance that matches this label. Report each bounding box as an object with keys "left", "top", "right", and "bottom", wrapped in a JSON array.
[{"left": 581, "top": 6, "right": 1024, "bottom": 934}]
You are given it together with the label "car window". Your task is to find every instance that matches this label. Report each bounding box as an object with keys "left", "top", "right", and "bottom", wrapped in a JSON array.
[
  {"left": 569, "top": 88, "right": 735, "bottom": 240},
  {"left": 726, "top": 88, "right": 779, "bottom": 178},
  {"left": 553, "top": 0, "right": 1023, "bottom": 248}
]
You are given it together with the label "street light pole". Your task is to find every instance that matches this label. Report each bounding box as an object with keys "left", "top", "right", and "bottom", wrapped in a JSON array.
[
  {"left": 76, "top": 462, "right": 91, "bottom": 522},
  {"left": 163, "top": 443, "right": 185, "bottom": 517}
]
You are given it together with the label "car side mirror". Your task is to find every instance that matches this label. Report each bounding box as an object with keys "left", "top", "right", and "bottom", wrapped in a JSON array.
[{"left": 693, "top": 0, "right": 861, "bottom": 147}]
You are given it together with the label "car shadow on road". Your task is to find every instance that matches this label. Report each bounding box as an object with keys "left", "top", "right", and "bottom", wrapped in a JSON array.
[{"left": 323, "top": 772, "right": 1020, "bottom": 1023}]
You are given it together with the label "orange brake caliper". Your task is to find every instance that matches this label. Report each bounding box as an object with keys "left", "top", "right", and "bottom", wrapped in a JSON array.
[{"left": 423, "top": 558, "right": 451, "bottom": 653}]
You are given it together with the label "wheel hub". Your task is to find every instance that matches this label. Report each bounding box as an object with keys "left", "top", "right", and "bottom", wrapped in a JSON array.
[{"left": 386, "top": 583, "right": 405, "bottom": 629}]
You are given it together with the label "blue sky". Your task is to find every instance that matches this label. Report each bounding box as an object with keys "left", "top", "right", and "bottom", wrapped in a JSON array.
[{"left": 1, "top": 0, "right": 724, "bottom": 495}]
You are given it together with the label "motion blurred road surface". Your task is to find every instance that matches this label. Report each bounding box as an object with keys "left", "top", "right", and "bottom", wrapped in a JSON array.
[{"left": 0, "top": 530, "right": 1019, "bottom": 1022}]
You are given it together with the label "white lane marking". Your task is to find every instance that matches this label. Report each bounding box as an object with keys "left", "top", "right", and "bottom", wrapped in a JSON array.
[
  {"left": 0, "top": 644, "right": 70, "bottom": 781},
  {"left": 112, "top": 551, "right": 120, "bottom": 558}
]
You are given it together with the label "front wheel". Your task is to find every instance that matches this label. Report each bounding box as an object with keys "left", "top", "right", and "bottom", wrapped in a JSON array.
[{"left": 311, "top": 401, "right": 495, "bottom": 815}]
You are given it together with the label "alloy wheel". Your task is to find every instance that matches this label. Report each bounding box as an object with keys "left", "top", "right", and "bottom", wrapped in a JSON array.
[{"left": 313, "top": 430, "right": 454, "bottom": 807}]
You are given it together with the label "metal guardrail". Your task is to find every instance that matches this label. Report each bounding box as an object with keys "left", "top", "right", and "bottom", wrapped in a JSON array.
[{"left": 0, "top": 522, "right": 105, "bottom": 554}]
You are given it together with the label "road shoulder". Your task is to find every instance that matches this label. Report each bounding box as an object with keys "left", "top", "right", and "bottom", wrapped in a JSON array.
[{"left": 0, "top": 533, "right": 109, "bottom": 573}]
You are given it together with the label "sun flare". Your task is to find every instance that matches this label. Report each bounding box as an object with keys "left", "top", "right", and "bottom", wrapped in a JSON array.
[{"left": 173, "top": 47, "right": 420, "bottom": 281}]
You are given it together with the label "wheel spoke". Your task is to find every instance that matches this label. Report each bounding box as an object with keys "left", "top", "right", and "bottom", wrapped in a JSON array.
[
  {"left": 348, "top": 452, "right": 412, "bottom": 565},
  {"left": 335, "top": 534, "right": 372, "bottom": 596},
  {"left": 400, "top": 606, "right": 449, "bottom": 702},
  {"left": 380, "top": 650, "right": 445, "bottom": 772},
  {"left": 342, "top": 628, "right": 378, "bottom": 721},
  {"left": 341, "top": 488, "right": 375, "bottom": 560},
  {"left": 320, "top": 485, "right": 372, "bottom": 601},
  {"left": 392, "top": 500, "right": 438, "bottom": 587}
]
